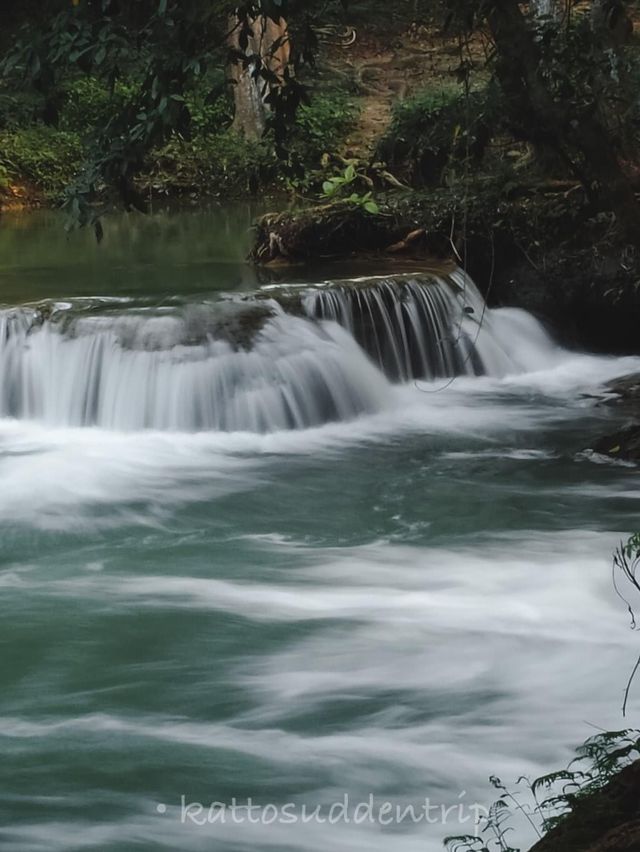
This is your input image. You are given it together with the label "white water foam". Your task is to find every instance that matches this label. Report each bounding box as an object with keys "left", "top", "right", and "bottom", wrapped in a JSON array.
[
  {"left": 0, "top": 269, "right": 581, "bottom": 434},
  {"left": 1, "top": 531, "right": 638, "bottom": 851}
]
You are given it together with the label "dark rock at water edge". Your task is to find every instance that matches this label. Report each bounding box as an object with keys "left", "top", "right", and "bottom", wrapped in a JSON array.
[
  {"left": 250, "top": 189, "right": 640, "bottom": 356},
  {"left": 591, "top": 424, "right": 640, "bottom": 462},
  {"left": 587, "top": 372, "right": 640, "bottom": 462},
  {"left": 528, "top": 759, "right": 640, "bottom": 852},
  {"left": 606, "top": 373, "right": 640, "bottom": 409},
  {"left": 251, "top": 201, "right": 403, "bottom": 264}
]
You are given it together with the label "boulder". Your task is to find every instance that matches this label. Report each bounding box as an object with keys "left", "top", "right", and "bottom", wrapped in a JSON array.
[{"left": 529, "top": 760, "right": 640, "bottom": 852}]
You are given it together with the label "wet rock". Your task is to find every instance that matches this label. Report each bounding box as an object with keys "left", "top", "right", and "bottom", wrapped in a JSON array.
[
  {"left": 209, "top": 302, "right": 275, "bottom": 350},
  {"left": 605, "top": 373, "right": 640, "bottom": 409},
  {"left": 587, "top": 372, "right": 640, "bottom": 462},
  {"left": 591, "top": 424, "right": 640, "bottom": 462},
  {"left": 251, "top": 188, "right": 640, "bottom": 353}
]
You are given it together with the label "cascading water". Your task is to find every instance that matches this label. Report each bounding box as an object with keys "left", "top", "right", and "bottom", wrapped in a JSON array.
[
  {"left": 0, "top": 270, "right": 558, "bottom": 432},
  {"left": 302, "top": 269, "right": 485, "bottom": 381},
  {"left": 0, "top": 306, "right": 389, "bottom": 432},
  {"left": 301, "top": 269, "right": 558, "bottom": 381},
  {"left": 6, "top": 213, "right": 640, "bottom": 852}
]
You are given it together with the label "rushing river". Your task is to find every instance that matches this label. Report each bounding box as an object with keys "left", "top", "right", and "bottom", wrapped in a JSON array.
[{"left": 1, "top": 208, "right": 639, "bottom": 852}]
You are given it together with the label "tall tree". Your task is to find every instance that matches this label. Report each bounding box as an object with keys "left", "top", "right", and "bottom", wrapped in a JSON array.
[
  {"left": 591, "top": 0, "right": 634, "bottom": 45},
  {"left": 530, "top": 0, "right": 561, "bottom": 21},
  {"left": 228, "top": 12, "right": 291, "bottom": 140},
  {"left": 451, "top": 0, "right": 640, "bottom": 244}
]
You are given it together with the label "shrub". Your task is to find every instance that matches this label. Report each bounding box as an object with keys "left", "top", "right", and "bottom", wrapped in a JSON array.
[
  {"left": 143, "top": 130, "right": 277, "bottom": 197},
  {"left": 184, "top": 73, "right": 233, "bottom": 136},
  {"left": 0, "top": 125, "right": 83, "bottom": 198},
  {"left": 0, "top": 90, "right": 42, "bottom": 130},
  {"left": 143, "top": 88, "right": 355, "bottom": 197},
  {"left": 378, "top": 83, "right": 499, "bottom": 187},
  {"left": 59, "top": 77, "right": 135, "bottom": 135},
  {"left": 289, "top": 90, "right": 356, "bottom": 168}
]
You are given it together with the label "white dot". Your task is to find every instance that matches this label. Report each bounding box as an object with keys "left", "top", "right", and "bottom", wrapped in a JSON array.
[{"left": 156, "top": 803, "right": 167, "bottom": 814}]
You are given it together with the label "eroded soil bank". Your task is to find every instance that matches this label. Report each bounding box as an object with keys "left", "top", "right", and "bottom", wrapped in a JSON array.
[{"left": 251, "top": 187, "right": 640, "bottom": 356}]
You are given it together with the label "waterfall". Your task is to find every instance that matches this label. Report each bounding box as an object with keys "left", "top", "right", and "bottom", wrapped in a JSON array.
[
  {"left": 0, "top": 270, "right": 558, "bottom": 433},
  {"left": 0, "top": 305, "right": 390, "bottom": 432},
  {"left": 302, "top": 270, "right": 486, "bottom": 382}
]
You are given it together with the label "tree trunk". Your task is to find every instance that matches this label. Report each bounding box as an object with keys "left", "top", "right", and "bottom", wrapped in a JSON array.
[
  {"left": 228, "top": 13, "right": 290, "bottom": 141},
  {"left": 591, "top": 0, "right": 634, "bottom": 46},
  {"left": 530, "top": 0, "right": 561, "bottom": 21},
  {"left": 486, "top": 0, "right": 640, "bottom": 244}
]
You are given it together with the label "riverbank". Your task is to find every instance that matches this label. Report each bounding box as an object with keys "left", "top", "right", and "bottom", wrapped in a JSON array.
[
  {"left": 251, "top": 184, "right": 640, "bottom": 356},
  {"left": 529, "top": 750, "right": 640, "bottom": 852},
  {"left": 1, "top": 188, "right": 640, "bottom": 852},
  {"left": 3, "top": 9, "right": 639, "bottom": 360}
]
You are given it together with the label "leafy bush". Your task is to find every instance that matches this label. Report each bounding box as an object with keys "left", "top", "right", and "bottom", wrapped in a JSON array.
[
  {"left": 184, "top": 73, "right": 233, "bottom": 136},
  {"left": 59, "top": 77, "right": 135, "bottom": 135},
  {"left": 0, "top": 126, "right": 83, "bottom": 198},
  {"left": 0, "top": 73, "right": 354, "bottom": 200},
  {"left": 0, "top": 90, "right": 42, "bottom": 130},
  {"left": 378, "top": 83, "right": 499, "bottom": 187},
  {"left": 289, "top": 90, "right": 356, "bottom": 168},
  {"left": 143, "top": 130, "right": 277, "bottom": 196},
  {"left": 321, "top": 164, "right": 380, "bottom": 213},
  {"left": 143, "top": 88, "right": 355, "bottom": 197}
]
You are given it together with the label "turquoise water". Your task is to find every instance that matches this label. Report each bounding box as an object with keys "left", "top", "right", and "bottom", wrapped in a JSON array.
[{"left": 0, "top": 209, "right": 639, "bottom": 852}]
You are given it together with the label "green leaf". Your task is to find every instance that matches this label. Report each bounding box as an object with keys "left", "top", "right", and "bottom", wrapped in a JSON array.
[{"left": 364, "top": 201, "right": 380, "bottom": 214}]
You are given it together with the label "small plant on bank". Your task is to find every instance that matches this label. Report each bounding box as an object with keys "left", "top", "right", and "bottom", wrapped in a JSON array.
[
  {"left": 447, "top": 533, "right": 640, "bottom": 852},
  {"left": 444, "top": 728, "right": 640, "bottom": 852},
  {"left": 614, "top": 532, "right": 640, "bottom": 715},
  {"left": 320, "top": 163, "right": 380, "bottom": 214}
]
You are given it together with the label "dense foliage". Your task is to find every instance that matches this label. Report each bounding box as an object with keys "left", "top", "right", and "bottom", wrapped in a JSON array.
[
  {"left": 1, "top": 0, "right": 640, "bottom": 246},
  {"left": 379, "top": 83, "right": 501, "bottom": 187}
]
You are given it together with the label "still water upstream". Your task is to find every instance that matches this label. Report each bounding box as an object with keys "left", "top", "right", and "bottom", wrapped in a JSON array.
[{"left": 0, "top": 207, "right": 638, "bottom": 851}]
